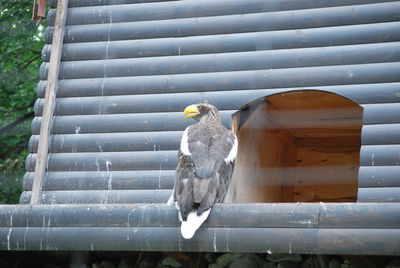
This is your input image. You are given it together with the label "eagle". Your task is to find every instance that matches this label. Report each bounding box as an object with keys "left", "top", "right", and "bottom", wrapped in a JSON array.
[{"left": 168, "top": 103, "right": 238, "bottom": 239}]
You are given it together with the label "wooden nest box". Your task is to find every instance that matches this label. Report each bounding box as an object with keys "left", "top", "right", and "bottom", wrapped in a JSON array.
[{"left": 226, "top": 90, "right": 363, "bottom": 203}]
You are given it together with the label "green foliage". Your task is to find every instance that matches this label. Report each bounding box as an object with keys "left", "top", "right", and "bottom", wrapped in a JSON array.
[{"left": 0, "top": 0, "right": 45, "bottom": 203}]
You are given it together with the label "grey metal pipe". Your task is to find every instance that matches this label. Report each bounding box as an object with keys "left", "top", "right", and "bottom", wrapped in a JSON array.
[
  {"left": 49, "top": 0, "right": 394, "bottom": 25},
  {"left": 28, "top": 124, "right": 400, "bottom": 153},
  {"left": 25, "top": 150, "right": 178, "bottom": 172},
  {"left": 25, "top": 144, "right": 399, "bottom": 172},
  {"left": 30, "top": 104, "right": 400, "bottom": 135},
  {"left": 1, "top": 203, "right": 398, "bottom": 229},
  {"left": 50, "top": 0, "right": 177, "bottom": 8},
  {"left": 33, "top": 85, "right": 400, "bottom": 116},
  {"left": 29, "top": 131, "right": 181, "bottom": 152},
  {"left": 42, "top": 22, "right": 400, "bottom": 62},
  {"left": 22, "top": 165, "right": 399, "bottom": 191},
  {"left": 39, "top": 42, "right": 400, "bottom": 80},
  {"left": 361, "top": 124, "right": 400, "bottom": 145},
  {"left": 359, "top": 166, "right": 400, "bottom": 187},
  {"left": 36, "top": 62, "right": 400, "bottom": 98},
  {"left": 20, "top": 189, "right": 172, "bottom": 204},
  {"left": 49, "top": 0, "right": 305, "bottom": 26},
  {"left": 30, "top": 111, "right": 233, "bottom": 135},
  {"left": 23, "top": 170, "right": 175, "bottom": 191},
  {"left": 362, "top": 103, "right": 400, "bottom": 124},
  {"left": 1, "top": 225, "right": 399, "bottom": 254},
  {"left": 360, "top": 145, "right": 400, "bottom": 166},
  {"left": 44, "top": 2, "right": 400, "bottom": 43},
  {"left": 28, "top": 131, "right": 180, "bottom": 153},
  {"left": 49, "top": 0, "right": 392, "bottom": 8},
  {"left": 358, "top": 187, "right": 400, "bottom": 202},
  {"left": 36, "top": 82, "right": 400, "bottom": 106}
]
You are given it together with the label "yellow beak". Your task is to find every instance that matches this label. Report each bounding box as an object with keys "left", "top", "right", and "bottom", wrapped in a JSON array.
[{"left": 183, "top": 104, "right": 200, "bottom": 118}]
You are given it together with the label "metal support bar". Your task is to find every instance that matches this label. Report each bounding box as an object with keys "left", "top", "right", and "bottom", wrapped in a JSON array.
[{"left": 31, "top": 0, "right": 68, "bottom": 204}]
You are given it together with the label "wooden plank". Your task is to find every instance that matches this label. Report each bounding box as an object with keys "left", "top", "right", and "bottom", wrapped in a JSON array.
[
  {"left": 293, "top": 147, "right": 359, "bottom": 202},
  {"left": 32, "top": 0, "right": 47, "bottom": 24},
  {"left": 31, "top": 0, "right": 68, "bottom": 204},
  {"left": 295, "top": 136, "right": 361, "bottom": 147}
]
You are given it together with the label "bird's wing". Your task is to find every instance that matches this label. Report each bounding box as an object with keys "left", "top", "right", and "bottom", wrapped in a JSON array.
[
  {"left": 174, "top": 125, "right": 237, "bottom": 218},
  {"left": 197, "top": 131, "right": 237, "bottom": 212},
  {"left": 188, "top": 125, "right": 237, "bottom": 178}
]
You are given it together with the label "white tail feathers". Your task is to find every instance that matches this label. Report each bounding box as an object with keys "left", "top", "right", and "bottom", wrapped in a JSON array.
[{"left": 180, "top": 209, "right": 211, "bottom": 239}]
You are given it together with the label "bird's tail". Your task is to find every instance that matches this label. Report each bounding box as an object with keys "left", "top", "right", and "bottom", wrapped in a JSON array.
[{"left": 180, "top": 209, "right": 211, "bottom": 239}]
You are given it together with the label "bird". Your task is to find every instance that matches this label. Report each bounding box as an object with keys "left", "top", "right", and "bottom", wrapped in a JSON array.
[{"left": 167, "top": 103, "right": 238, "bottom": 239}]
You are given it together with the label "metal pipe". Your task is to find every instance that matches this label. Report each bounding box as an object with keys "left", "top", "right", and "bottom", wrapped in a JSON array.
[
  {"left": 23, "top": 170, "right": 175, "bottom": 190},
  {"left": 33, "top": 86, "right": 400, "bottom": 117},
  {"left": 20, "top": 189, "right": 172, "bottom": 204},
  {"left": 36, "top": 63, "right": 400, "bottom": 97},
  {"left": 24, "top": 144, "right": 400, "bottom": 172},
  {"left": 25, "top": 150, "right": 178, "bottom": 172},
  {"left": 41, "top": 22, "right": 400, "bottom": 62},
  {"left": 49, "top": 0, "right": 299, "bottom": 26},
  {"left": 44, "top": 2, "right": 400, "bottom": 43},
  {"left": 28, "top": 124, "right": 400, "bottom": 153},
  {"left": 39, "top": 42, "right": 400, "bottom": 80},
  {"left": 30, "top": 103, "right": 400, "bottom": 135}
]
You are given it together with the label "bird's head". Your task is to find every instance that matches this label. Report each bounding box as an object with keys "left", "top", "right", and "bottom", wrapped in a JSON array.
[{"left": 183, "top": 103, "right": 220, "bottom": 122}]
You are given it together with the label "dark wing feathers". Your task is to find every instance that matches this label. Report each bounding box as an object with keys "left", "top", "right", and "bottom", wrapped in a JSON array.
[
  {"left": 197, "top": 177, "right": 218, "bottom": 215},
  {"left": 174, "top": 122, "right": 236, "bottom": 220},
  {"left": 193, "top": 177, "right": 211, "bottom": 203},
  {"left": 175, "top": 154, "right": 195, "bottom": 220},
  {"left": 188, "top": 126, "right": 233, "bottom": 178}
]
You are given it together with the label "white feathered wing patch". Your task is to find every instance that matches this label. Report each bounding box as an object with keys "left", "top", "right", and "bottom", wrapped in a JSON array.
[
  {"left": 180, "top": 209, "right": 211, "bottom": 239},
  {"left": 167, "top": 193, "right": 174, "bottom": 205},
  {"left": 225, "top": 135, "right": 238, "bottom": 163},
  {"left": 180, "top": 127, "right": 191, "bottom": 156}
]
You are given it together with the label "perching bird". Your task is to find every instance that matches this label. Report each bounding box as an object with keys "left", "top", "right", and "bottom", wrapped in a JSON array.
[{"left": 167, "top": 103, "right": 237, "bottom": 239}]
